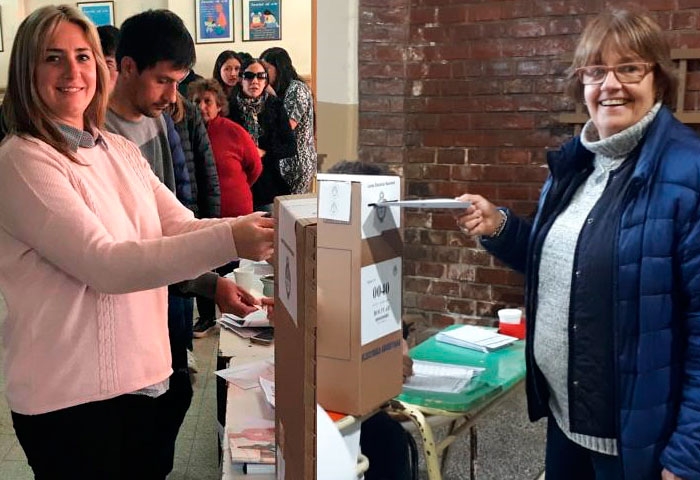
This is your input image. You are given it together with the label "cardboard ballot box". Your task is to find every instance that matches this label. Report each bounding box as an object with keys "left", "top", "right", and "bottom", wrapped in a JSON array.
[
  {"left": 273, "top": 194, "right": 318, "bottom": 480},
  {"left": 316, "top": 174, "right": 404, "bottom": 415}
]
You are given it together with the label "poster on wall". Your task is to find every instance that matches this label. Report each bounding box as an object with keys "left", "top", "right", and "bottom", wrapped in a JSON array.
[
  {"left": 242, "top": 0, "right": 281, "bottom": 42},
  {"left": 77, "top": 2, "right": 114, "bottom": 27},
  {"left": 195, "top": 0, "right": 234, "bottom": 44}
]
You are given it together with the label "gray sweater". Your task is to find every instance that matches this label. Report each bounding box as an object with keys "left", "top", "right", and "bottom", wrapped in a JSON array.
[{"left": 533, "top": 102, "right": 661, "bottom": 455}]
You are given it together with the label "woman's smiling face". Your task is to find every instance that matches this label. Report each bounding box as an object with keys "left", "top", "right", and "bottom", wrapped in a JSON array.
[{"left": 583, "top": 49, "right": 656, "bottom": 138}]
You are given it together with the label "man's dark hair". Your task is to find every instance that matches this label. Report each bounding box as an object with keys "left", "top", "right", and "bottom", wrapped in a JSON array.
[
  {"left": 116, "top": 10, "right": 195, "bottom": 72},
  {"left": 327, "top": 161, "right": 391, "bottom": 176},
  {"left": 97, "top": 25, "right": 120, "bottom": 57}
]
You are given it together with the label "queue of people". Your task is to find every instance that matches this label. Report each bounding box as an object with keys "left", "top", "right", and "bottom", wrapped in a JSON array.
[{"left": 1, "top": 3, "right": 700, "bottom": 480}]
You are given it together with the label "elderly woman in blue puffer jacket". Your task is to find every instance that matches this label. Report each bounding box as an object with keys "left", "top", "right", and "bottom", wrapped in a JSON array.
[{"left": 457, "top": 7, "right": 700, "bottom": 480}]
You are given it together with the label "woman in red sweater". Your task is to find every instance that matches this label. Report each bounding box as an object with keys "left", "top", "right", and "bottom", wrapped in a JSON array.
[{"left": 188, "top": 79, "right": 262, "bottom": 217}]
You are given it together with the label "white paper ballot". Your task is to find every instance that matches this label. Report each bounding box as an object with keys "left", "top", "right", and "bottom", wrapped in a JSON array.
[
  {"left": 318, "top": 180, "right": 352, "bottom": 222},
  {"left": 403, "top": 359, "right": 485, "bottom": 394},
  {"left": 372, "top": 198, "right": 471, "bottom": 209},
  {"left": 360, "top": 257, "right": 402, "bottom": 345}
]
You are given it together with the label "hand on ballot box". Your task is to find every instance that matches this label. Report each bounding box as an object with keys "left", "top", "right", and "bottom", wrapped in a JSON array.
[{"left": 215, "top": 277, "right": 274, "bottom": 319}]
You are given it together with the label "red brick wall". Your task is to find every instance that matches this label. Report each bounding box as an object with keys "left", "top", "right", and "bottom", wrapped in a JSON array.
[{"left": 358, "top": 0, "right": 700, "bottom": 329}]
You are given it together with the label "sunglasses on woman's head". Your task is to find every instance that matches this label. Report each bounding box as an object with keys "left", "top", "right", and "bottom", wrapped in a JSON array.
[{"left": 241, "top": 71, "right": 268, "bottom": 81}]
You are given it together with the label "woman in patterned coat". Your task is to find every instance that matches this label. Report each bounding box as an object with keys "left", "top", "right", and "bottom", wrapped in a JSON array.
[{"left": 261, "top": 47, "right": 316, "bottom": 194}]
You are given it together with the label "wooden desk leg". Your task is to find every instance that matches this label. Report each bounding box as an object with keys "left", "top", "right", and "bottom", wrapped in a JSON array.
[
  {"left": 470, "top": 425, "right": 478, "bottom": 480},
  {"left": 389, "top": 400, "right": 442, "bottom": 480}
]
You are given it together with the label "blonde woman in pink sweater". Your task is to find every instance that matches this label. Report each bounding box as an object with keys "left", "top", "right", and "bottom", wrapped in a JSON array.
[{"left": 0, "top": 6, "right": 274, "bottom": 478}]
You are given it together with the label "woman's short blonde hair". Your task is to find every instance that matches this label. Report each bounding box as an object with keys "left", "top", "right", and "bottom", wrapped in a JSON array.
[
  {"left": 565, "top": 7, "right": 677, "bottom": 106},
  {"left": 2, "top": 5, "right": 109, "bottom": 161},
  {"left": 187, "top": 78, "right": 229, "bottom": 117}
]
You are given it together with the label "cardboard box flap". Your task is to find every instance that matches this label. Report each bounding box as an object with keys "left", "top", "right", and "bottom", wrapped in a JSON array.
[
  {"left": 317, "top": 174, "right": 401, "bottom": 240},
  {"left": 277, "top": 195, "right": 317, "bottom": 324}
]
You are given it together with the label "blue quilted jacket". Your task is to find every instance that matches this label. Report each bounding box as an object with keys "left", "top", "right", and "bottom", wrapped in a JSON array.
[{"left": 483, "top": 106, "right": 700, "bottom": 479}]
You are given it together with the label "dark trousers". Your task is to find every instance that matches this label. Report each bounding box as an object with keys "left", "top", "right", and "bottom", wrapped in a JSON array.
[
  {"left": 12, "top": 394, "right": 160, "bottom": 480},
  {"left": 160, "top": 295, "right": 196, "bottom": 478},
  {"left": 169, "top": 295, "right": 194, "bottom": 367},
  {"left": 361, "top": 411, "right": 413, "bottom": 480},
  {"left": 545, "top": 416, "right": 623, "bottom": 480},
  {"left": 154, "top": 369, "right": 193, "bottom": 478}
]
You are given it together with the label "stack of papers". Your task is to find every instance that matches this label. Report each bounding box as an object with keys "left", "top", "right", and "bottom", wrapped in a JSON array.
[
  {"left": 403, "top": 359, "right": 485, "bottom": 394},
  {"left": 436, "top": 325, "right": 517, "bottom": 353},
  {"left": 218, "top": 311, "right": 271, "bottom": 339}
]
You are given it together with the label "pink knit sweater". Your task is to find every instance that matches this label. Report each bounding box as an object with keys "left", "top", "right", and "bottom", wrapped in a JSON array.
[{"left": 0, "top": 131, "right": 238, "bottom": 415}]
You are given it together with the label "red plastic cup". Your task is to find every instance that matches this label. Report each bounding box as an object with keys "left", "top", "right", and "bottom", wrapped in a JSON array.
[{"left": 498, "top": 308, "right": 526, "bottom": 340}]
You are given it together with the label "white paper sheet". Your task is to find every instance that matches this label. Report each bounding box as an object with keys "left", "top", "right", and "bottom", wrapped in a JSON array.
[
  {"left": 215, "top": 358, "right": 274, "bottom": 389},
  {"left": 318, "top": 180, "right": 352, "bottom": 222},
  {"left": 403, "top": 359, "right": 484, "bottom": 394},
  {"left": 259, "top": 377, "right": 275, "bottom": 408},
  {"left": 360, "top": 257, "right": 402, "bottom": 345},
  {"left": 372, "top": 198, "right": 471, "bottom": 209}
]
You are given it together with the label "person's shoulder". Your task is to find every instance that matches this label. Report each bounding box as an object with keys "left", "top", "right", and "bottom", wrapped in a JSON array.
[
  {"left": 98, "top": 129, "right": 144, "bottom": 157},
  {"left": 0, "top": 134, "right": 71, "bottom": 175},
  {"left": 210, "top": 116, "right": 249, "bottom": 138},
  {"left": 290, "top": 79, "right": 310, "bottom": 94}
]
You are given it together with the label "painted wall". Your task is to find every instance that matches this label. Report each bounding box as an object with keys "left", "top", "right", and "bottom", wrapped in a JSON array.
[
  {"left": 0, "top": 0, "right": 312, "bottom": 89},
  {"left": 315, "top": 0, "right": 358, "bottom": 170},
  {"left": 168, "top": 0, "right": 312, "bottom": 80}
]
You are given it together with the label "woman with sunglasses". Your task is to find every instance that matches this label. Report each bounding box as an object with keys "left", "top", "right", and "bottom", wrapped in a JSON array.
[
  {"left": 260, "top": 47, "right": 316, "bottom": 194},
  {"left": 227, "top": 58, "right": 296, "bottom": 211},
  {"left": 456, "top": 7, "right": 700, "bottom": 480}
]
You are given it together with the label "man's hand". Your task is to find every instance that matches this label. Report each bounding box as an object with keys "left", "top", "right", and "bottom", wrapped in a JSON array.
[
  {"left": 229, "top": 212, "right": 274, "bottom": 261},
  {"left": 662, "top": 468, "right": 683, "bottom": 480},
  {"left": 214, "top": 277, "right": 261, "bottom": 317}
]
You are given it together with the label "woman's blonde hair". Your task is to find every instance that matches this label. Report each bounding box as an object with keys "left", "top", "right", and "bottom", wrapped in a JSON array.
[
  {"left": 565, "top": 7, "right": 677, "bottom": 106},
  {"left": 2, "top": 5, "right": 109, "bottom": 161}
]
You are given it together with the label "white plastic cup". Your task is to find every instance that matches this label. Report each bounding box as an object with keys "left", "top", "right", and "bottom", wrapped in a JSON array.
[
  {"left": 233, "top": 267, "right": 255, "bottom": 291},
  {"left": 497, "top": 308, "right": 522, "bottom": 324}
]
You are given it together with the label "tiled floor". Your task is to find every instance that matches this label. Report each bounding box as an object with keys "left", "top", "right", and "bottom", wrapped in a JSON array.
[{"left": 0, "top": 295, "right": 222, "bottom": 480}]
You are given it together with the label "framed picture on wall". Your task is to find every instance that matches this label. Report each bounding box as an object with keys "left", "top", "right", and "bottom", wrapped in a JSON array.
[
  {"left": 242, "top": 0, "right": 281, "bottom": 42},
  {"left": 77, "top": 1, "right": 115, "bottom": 27},
  {"left": 195, "top": 0, "right": 234, "bottom": 44}
]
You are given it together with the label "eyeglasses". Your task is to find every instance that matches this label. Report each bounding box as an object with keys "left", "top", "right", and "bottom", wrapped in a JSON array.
[
  {"left": 575, "top": 62, "right": 653, "bottom": 85},
  {"left": 241, "top": 71, "right": 268, "bottom": 81}
]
